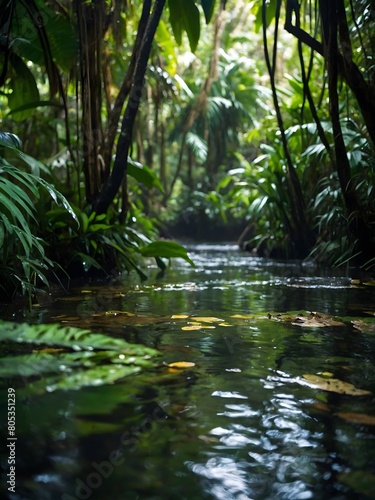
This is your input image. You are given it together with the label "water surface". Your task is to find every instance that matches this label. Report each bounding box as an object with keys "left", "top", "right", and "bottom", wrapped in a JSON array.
[{"left": 1, "top": 244, "right": 374, "bottom": 499}]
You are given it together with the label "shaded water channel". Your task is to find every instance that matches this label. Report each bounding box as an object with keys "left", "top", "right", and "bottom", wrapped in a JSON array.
[{"left": 1, "top": 244, "right": 375, "bottom": 499}]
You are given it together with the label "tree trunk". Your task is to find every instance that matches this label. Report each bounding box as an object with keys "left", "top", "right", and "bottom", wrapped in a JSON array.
[
  {"left": 93, "top": 0, "right": 166, "bottom": 216},
  {"left": 76, "top": 0, "right": 105, "bottom": 203},
  {"left": 320, "top": 0, "right": 375, "bottom": 264}
]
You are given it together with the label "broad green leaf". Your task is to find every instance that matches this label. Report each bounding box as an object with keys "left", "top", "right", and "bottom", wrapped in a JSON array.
[
  {"left": 255, "top": 0, "right": 278, "bottom": 33},
  {"left": 139, "top": 241, "right": 195, "bottom": 266},
  {"left": 8, "top": 54, "right": 40, "bottom": 121},
  {"left": 42, "top": 9, "right": 78, "bottom": 72},
  {"left": 200, "top": 0, "right": 216, "bottom": 23},
  {"left": 6, "top": 100, "right": 63, "bottom": 116},
  {"left": 128, "top": 158, "right": 164, "bottom": 191},
  {"left": 168, "top": 0, "right": 201, "bottom": 52}
]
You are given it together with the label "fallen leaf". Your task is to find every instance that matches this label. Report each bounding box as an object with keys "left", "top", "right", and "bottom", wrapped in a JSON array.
[
  {"left": 337, "top": 412, "right": 375, "bottom": 426},
  {"left": 171, "top": 314, "right": 189, "bottom": 319},
  {"left": 219, "top": 323, "right": 232, "bottom": 327},
  {"left": 181, "top": 325, "right": 202, "bottom": 331},
  {"left": 300, "top": 374, "right": 372, "bottom": 396},
  {"left": 191, "top": 317, "right": 223, "bottom": 323},
  {"left": 166, "top": 361, "right": 196, "bottom": 369},
  {"left": 352, "top": 320, "right": 375, "bottom": 333},
  {"left": 268, "top": 311, "right": 344, "bottom": 327},
  {"left": 231, "top": 314, "right": 253, "bottom": 319}
]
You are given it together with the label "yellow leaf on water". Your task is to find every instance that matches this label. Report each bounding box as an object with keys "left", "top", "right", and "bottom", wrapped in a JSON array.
[
  {"left": 171, "top": 314, "right": 189, "bottom": 319},
  {"left": 167, "top": 361, "right": 196, "bottom": 369},
  {"left": 301, "top": 374, "right": 372, "bottom": 396},
  {"left": 181, "top": 325, "right": 202, "bottom": 330},
  {"left": 192, "top": 317, "right": 223, "bottom": 323},
  {"left": 231, "top": 314, "right": 253, "bottom": 319},
  {"left": 219, "top": 323, "right": 232, "bottom": 327},
  {"left": 337, "top": 412, "right": 375, "bottom": 426}
]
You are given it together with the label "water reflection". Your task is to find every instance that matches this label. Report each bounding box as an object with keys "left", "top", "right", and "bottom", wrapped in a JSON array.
[{"left": 1, "top": 244, "right": 375, "bottom": 499}]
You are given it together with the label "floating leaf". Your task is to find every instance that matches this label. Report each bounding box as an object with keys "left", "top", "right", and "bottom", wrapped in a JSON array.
[
  {"left": 352, "top": 319, "right": 375, "bottom": 333},
  {"left": 171, "top": 314, "right": 189, "bottom": 319},
  {"left": 231, "top": 314, "right": 254, "bottom": 319},
  {"left": 191, "top": 317, "right": 223, "bottom": 323},
  {"left": 182, "top": 325, "right": 202, "bottom": 330},
  {"left": 300, "top": 374, "right": 372, "bottom": 396},
  {"left": 166, "top": 361, "right": 196, "bottom": 369},
  {"left": 337, "top": 412, "right": 375, "bottom": 426},
  {"left": 219, "top": 323, "right": 232, "bottom": 327},
  {"left": 268, "top": 311, "right": 344, "bottom": 327}
]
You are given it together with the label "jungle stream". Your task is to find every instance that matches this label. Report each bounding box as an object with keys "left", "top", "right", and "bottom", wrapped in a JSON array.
[{"left": 0, "top": 244, "right": 375, "bottom": 500}]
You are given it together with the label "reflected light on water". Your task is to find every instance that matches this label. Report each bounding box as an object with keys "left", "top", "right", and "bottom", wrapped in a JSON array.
[{"left": 186, "top": 456, "right": 265, "bottom": 500}]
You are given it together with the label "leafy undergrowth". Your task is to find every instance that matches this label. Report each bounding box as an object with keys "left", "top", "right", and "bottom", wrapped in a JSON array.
[{"left": 0, "top": 320, "right": 159, "bottom": 392}]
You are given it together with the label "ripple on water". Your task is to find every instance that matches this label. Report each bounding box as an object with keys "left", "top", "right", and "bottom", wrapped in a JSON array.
[{"left": 186, "top": 456, "right": 267, "bottom": 500}]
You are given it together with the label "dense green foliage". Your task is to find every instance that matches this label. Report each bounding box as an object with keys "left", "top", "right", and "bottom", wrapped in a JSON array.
[{"left": 0, "top": 0, "right": 374, "bottom": 299}]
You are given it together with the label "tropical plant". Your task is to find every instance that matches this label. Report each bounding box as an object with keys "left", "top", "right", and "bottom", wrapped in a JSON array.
[
  {"left": 254, "top": 0, "right": 375, "bottom": 266},
  {"left": 0, "top": 132, "right": 76, "bottom": 300},
  {"left": 0, "top": 319, "right": 159, "bottom": 392}
]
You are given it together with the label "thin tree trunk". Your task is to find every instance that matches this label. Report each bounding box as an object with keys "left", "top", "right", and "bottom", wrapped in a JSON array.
[
  {"left": 76, "top": 0, "right": 105, "bottom": 203},
  {"left": 93, "top": 0, "right": 166, "bottom": 216},
  {"left": 262, "top": 0, "right": 312, "bottom": 256},
  {"left": 321, "top": 0, "right": 375, "bottom": 263},
  {"left": 101, "top": 0, "right": 152, "bottom": 173}
]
